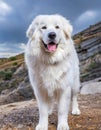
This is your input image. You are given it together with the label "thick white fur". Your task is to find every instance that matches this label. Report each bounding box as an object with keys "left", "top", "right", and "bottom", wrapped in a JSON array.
[{"left": 25, "top": 14, "right": 80, "bottom": 130}]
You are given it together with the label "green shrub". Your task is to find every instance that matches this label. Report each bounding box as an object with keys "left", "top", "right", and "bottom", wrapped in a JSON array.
[
  {"left": 0, "top": 71, "right": 5, "bottom": 79},
  {"left": 13, "top": 62, "right": 18, "bottom": 66},
  {"left": 9, "top": 56, "right": 17, "bottom": 61},
  {"left": 80, "top": 73, "right": 89, "bottom": 82},
  {"left": 0, "top": 71, "right": 13, "bottom": 80},
  {"left": 78, "top": 44, "right": 82, "bottom": 49},
  {"left": 86, "top": 62, "right": 99, "bottom": 71},
  {"left": 79, "top": 35, "right": 83, "bottom": 42},
  {"left": 4, "top": 72, "right": 12, "bottom": 80}
]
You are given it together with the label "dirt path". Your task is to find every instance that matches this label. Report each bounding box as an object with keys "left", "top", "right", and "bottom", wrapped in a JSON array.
[
  {"left": 0, "top": 93, "right": 101, "bottom": 130},
  {"left": 0, "top": 59, "right": 23, "bottom": 70}
]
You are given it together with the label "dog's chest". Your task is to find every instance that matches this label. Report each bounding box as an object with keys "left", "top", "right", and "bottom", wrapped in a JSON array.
[{"left": 38, "top": 62, "right": 69, "bottom": 88}]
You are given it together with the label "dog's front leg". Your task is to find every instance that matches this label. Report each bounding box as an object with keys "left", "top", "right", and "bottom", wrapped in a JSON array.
[
  {"left": 57, "top": 86, "right": 71, "bottom": 130},
  {"left": 36, "top": 100, "right": 48, "bottom": 130}
]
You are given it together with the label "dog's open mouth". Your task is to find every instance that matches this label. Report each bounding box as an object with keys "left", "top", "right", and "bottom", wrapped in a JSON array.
[{"left": 42, "top": 41, "right": 58, "bottom": 52}]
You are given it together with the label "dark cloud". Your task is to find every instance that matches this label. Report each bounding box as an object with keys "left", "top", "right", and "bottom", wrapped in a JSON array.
[
  {"left": 1, "top": 0, "right": 101, "bottom": 42},
  {"left": 0, "top": 0, "right": 101, "bottom": 57}
]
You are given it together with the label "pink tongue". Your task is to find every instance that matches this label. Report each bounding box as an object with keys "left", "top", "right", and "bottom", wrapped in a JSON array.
[{"left": 47, "top": 44, "right": 56, "bottom": 51}]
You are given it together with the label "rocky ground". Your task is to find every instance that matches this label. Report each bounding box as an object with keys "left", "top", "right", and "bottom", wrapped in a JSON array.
[{"left": 0, "top": 93, "right": 101, "bottom": 130}]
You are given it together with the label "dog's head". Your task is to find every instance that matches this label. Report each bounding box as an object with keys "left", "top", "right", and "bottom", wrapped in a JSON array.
[{"left": 26, "top": 14, "right": 73, "bottom": 53}]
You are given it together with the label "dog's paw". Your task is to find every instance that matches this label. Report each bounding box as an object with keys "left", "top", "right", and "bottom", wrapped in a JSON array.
[
  {"left": 72, "top": 108, "right": 81, "bottom": 115},
  {"left": 36, "top": 124, "right": 48, "bottom": 130},
  {"left": 57, "top": 123, "right": 69, "bottom": 130}
]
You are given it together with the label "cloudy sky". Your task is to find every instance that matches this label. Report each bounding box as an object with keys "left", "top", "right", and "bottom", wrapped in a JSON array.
[{"left": 0, "top": 0, "right": 101, "bottom": 57}]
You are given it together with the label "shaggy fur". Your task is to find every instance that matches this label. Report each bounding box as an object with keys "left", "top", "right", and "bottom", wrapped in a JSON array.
[{"left": 25, "top": 14, "right": 81, "bottom": 130}]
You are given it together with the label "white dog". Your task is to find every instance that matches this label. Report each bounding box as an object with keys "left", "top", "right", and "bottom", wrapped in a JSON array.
[{"left": 25, "top": 14, "right": 81, "bottom": 130}]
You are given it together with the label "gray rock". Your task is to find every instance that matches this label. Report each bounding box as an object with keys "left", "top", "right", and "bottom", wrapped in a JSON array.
[{"left": 80, "top": 81, "right": 101, "bottom": 94}]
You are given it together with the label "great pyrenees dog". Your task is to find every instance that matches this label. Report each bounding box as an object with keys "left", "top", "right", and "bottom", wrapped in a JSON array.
[{"left": 25, "top": 14, "right": 81, "bottom": 130}]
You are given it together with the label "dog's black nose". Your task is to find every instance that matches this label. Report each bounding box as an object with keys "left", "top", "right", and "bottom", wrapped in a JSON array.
[{"left": 48, "top": 32, "right": 56, "bottom": 39}]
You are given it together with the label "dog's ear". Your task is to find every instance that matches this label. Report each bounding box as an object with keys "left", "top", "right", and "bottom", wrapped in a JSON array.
[
  {"left": 63, "top": 19, "right": 73, "bottom": 39},
  {"left": 26, "top": 22, "right": 35, "bottom": 38},
  {"left": 26, "top": 15, "right": 41, "bottom": 38}
]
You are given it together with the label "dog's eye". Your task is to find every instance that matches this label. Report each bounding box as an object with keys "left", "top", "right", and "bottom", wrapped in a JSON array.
[
  {"left": 42, "top": 26, "right": 47, "bottom": 29},
  {"left": 55, "top": 25, "right": 60, "bottom": 29}
]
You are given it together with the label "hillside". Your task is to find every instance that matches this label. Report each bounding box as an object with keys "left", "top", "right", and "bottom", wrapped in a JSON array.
[
  {"left": 0, "top": 53, "right": 24, "bottom": 70},
  {"left": 74, "top": 21, "right": 101, "bottom": 82},
  {"left": 0, "top": 21, "right": 101, "bottom": 130},
  {"left": 73, "top": 21, "right": 101, "bottom": 44}
]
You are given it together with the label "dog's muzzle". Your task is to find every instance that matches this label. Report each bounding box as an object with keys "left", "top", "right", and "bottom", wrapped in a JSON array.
[{"left": 42, "top": 32, "right": 58, "bottom": 52}]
